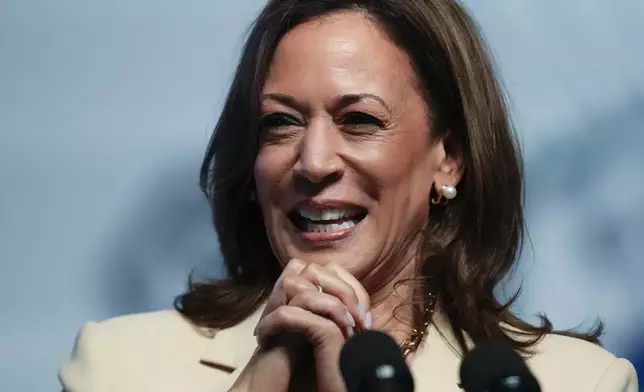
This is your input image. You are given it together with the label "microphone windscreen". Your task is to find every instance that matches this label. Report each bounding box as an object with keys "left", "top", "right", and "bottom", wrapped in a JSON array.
[
  {"left": 340, "top": 330, "right": 414, "bottom": 392},
  {"left": 459, "top": 340, "right": 541, "bottom": 392}
]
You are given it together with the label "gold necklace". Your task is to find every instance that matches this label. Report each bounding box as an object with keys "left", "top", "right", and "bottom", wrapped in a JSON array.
[{"left": 400, "top": 292, "right": 437, "bottom": 358}]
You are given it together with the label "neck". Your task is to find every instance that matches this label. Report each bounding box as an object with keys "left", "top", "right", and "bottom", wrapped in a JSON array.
[
  {"left": 359, "top": 215, "right": 433, "bottom": 346},
  {"left": 365, "top": 251, "right": 426, "bottom": 346}
]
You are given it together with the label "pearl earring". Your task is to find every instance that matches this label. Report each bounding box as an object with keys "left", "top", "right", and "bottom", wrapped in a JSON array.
[
  {"left": 441, "top": 185, "right": 457, "bottom": 200},
  {"left": 431, "top": 184, "right": 457, "bottom": 205}
]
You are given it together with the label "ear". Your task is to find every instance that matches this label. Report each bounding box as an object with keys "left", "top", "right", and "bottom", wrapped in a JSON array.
[{"left": 432, "top": 133, "right": 464, "bottom": 189}]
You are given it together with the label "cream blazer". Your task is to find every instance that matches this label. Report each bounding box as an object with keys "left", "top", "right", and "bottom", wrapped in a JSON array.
[{"left": 59, "top": 307, "right": 638, "bottom": 392}]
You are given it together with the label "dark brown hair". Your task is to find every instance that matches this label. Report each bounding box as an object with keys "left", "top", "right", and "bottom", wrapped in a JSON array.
[{"left": 175, "top": 0, "right": 602, "bottom": 354}]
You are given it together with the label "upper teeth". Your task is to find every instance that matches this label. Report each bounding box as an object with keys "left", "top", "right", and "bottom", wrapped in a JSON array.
[{"left": 298, "top": 208, "right": 359, "bottom": 222}]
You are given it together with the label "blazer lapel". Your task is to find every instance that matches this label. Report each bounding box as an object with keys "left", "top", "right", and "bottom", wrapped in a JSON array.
[
  {"left": 200, "top": 306, "right": 264, "bottom": 371},
  {"left": 410, "top": 310, "right": 471, "bottom": 391}
]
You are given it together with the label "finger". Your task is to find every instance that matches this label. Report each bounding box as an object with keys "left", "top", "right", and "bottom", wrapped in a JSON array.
[
  {"left": 298, "top": 263, "right": 366, "bottom": 329},
  {"left": 281, "top": 275, "right": 318, "bottom": 300},
  {"left": 280, "top": 275, "right": 356, "bottom": 334},
  {"left": 256, "top": 305, "right": 348, "bottom": 346},
  {"left": 262, "top": 258, "right": 309, "bottom": 318},
  {"left": 288, "top": 289, "right": 357, "bottom": 331},
  {"left": 260, "top": 276, "right": 356, "bottom": 339},
  {"left": 272, "top": 258, "right": 308, "bottom": 296},
  {"left": 281, "top": 258, "right": 307, "bottom": 277},
  {"left": 324, "top": 261, "right": 371, "bottom": 311}
]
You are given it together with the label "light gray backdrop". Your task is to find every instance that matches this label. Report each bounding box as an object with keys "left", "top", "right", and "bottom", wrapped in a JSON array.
[{"left": 1, "top": 1, "right": 643, "bottom": 391}]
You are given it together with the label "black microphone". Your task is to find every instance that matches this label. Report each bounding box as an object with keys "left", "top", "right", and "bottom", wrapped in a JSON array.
[
  {"left": 339, "top": 330, "right": 414, "bottom": 392},
  {"left": 459, "top": 340, "right": 541, "bottom": 392}
]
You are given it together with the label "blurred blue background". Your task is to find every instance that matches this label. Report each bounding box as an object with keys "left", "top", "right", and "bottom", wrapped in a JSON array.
[{"left": 1, "top": 1, "right": 642, "bottom": 390}]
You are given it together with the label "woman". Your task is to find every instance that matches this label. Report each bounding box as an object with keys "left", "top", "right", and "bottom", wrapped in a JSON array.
[{"left": 60, "top": 1, "right": 638, "bottom": 391}]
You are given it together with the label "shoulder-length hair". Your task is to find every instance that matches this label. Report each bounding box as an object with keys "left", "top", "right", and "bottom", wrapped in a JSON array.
[{"left": 175, "top": 0, "right": 601, "bottom": 353}]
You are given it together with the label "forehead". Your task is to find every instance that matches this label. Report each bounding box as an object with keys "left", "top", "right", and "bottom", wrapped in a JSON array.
[{"left": 263, "top": 11, "right": 418, "bottom": 98}]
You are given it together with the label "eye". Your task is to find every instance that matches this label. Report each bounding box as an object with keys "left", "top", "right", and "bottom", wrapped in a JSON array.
[
  {"left": 260, "top": 113, "right": 300, "bottom": 129},
  {"left": 259, "top": 113, "right": 302, "bottom": 143},
  {"left": 339, "top": 112, "right": 385, "bottom": 129}
]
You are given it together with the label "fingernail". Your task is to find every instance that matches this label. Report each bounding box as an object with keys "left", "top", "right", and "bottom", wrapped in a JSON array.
[
  {"left": 358, "top": 304, "right": 366, "bottom": 321},
  {"left": 365, "top": 312, "right": 373, "bottom": 329},
  {"left": 345, "top": 310, "right": 356, "bottom": 327},
  {"left": 345, "top": 326, "right": 355, "bottom": 338}
]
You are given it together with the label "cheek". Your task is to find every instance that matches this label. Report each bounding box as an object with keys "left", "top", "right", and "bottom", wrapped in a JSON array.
[
  {"left": 354, "top": 137, "right": 435, "bottom": 193},
  {"left": 253, "top": 147, "right": 291, "bottom": 203}
]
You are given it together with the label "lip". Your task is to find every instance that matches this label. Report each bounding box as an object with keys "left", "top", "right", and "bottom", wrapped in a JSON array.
[
  {"left": 291, "top": 198, "right": 366, "bottom": 211},
  {"left": 288, "top": 198, "right": 367, "bottom": 245},
  {"left": 299, "top": 225, "right": 358, "bottom": 243}
]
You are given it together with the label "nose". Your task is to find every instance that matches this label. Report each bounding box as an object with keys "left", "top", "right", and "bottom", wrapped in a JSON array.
[{"left": 295, "top": 120, "right": 345, "bottom": 184}]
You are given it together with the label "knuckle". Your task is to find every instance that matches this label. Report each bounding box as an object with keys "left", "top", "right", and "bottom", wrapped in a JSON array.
[
  {"left": 282, "top": 276, "right": 310, "bottom": 300},
  {"left": 285, "top": 258, "right": 307, "bottom": 273},
  {"left": 281, "top": 275, "right": 297, "bottom": 291},
  {"left": 301, "top": 262, "right": 322, "bottom": 275},
  {"left": 274, "top": 305, "right": 293, "bottom": 323}
]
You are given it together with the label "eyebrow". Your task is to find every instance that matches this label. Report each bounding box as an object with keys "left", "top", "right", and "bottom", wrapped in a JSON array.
[{"left": 261, "top": 92, "right": 392, "bottom": 113}]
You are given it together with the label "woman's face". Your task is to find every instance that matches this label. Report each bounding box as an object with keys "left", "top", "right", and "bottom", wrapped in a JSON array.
[{"left": 254, "top": 12, "right": 459, "bottom": 280}]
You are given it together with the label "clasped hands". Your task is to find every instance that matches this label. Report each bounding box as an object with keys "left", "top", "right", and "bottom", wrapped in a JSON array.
[{"left": 231, "top": 258, "right": 372, "bottom": 392}]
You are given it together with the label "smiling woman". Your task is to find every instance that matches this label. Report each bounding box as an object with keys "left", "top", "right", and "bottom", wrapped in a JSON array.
[{"left": 59, "top": 1, "right": 638, "bottom": 391}]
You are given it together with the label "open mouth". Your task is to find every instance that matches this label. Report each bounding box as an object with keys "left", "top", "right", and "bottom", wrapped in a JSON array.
[{"left": 289, "top": 206, "right": 368, "bottom": 234}]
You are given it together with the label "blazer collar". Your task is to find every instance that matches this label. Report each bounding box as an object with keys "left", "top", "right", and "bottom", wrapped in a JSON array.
[{"left": 200, "top": 305, "right": 265, "bottom": 370}]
